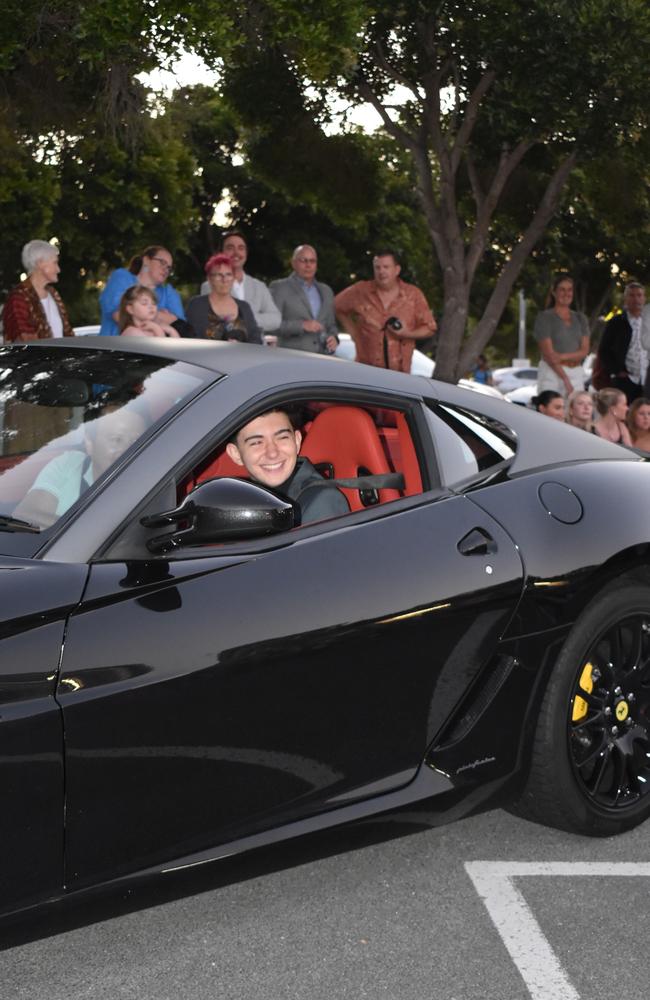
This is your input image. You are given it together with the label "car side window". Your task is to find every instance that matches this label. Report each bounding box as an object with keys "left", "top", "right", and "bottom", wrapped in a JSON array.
[
  {"left": 178, "top": 400, "right": 426, "bottom": 523},
  {"left": 105, "top": 398, "right": 430, "bottom": 560},
  {"left": 425, "top": 403, "right": 516, "bottom": 487}
]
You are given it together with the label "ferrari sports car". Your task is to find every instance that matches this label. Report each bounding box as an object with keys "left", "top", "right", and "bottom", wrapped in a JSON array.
[{"left": 1, "top": 338, "right": 650, "bottom": 919}]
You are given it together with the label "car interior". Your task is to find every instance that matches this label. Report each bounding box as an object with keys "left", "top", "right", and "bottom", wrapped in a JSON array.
[{"left": 182, "top": 401, "right": 426, "bottom": 514}]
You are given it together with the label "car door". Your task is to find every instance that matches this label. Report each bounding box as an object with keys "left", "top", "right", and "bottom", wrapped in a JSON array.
[
  {"left": 0, "top": 557, "right": 87, "bottom": 913},
  {"left": 58, "top": 402, "right": 524, "bottom": 889}
]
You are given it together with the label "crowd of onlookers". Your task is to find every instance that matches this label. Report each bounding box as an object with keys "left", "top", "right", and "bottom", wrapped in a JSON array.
[
  {"left": 2, "top": 237, "right": 650, "bottom": 453},
  {"left": 526, "top": 272, "right": 650, "bottom": 452},
  {"left": 531, "top": 387, "right": 650, "bottom": 452},
  {"left": 0, "top": 235, "right": 437, "bottom": 375}
]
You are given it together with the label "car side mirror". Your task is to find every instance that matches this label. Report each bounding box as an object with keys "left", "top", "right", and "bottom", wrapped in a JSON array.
[{"left": 140, "top": 477, "right": 296, "bottom": 553}]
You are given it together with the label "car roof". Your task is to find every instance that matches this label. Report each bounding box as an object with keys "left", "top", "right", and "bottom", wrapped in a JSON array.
[
  {"left": 15, "top": 338, "right": 639, "bottom": 472},
  {"left": 21, "top": 336, "right": 434, "bottom": 392}
]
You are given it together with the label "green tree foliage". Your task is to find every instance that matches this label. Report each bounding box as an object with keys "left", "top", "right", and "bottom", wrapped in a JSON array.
[
  {"left": 3, "top": 0, "right": 650, "bottom": 369},
  {"left": 166, "top": 83, "right": 436, "bottom": 304},
  {"left": 223, "top": 0, "right": 650, "bottom": 380},
  {"left": 0, "top": 1, "right": 231, "bottom": 135},
  {"left": 0, "top": 128, "right": 60, "bottom": 295},
  {"left": 49, "top": 119, "right": 197, "bottom": 320}
]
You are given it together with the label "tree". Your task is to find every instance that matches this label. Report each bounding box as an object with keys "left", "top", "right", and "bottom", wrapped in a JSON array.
[
  {"left": 166, "top": 83, "right": 436, "bottom": 304},
  {"left": 5, "top": 1, "right": 650, "bottom": 370},
  {"left": 222, "top": 0, "right": 650, "bottom": 381}
]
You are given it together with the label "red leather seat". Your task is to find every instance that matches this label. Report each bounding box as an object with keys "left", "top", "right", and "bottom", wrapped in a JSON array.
[
  {"left": 301, "top": 406, "right": 401, "bottom": 511},
  {"left": 195, "top": 449, "right": 247, "bottom": 485}
]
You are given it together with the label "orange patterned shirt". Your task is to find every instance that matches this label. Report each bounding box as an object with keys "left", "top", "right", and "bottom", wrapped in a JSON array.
[{"left": 334, "top": 279, "right": 436, "bottom": 373}]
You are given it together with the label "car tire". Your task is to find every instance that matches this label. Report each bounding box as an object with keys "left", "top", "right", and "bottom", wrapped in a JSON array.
[{"left": 515, "top": 580, "right": 650, "bottom": 836}]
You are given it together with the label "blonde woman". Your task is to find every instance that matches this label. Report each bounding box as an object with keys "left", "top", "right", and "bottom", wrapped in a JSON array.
[
  {"left": 594, "top": 388, "right": 632, "bottom": 445},
  {"left": 627, "top": 397, "right": 650, "bottom": 452},
  {"left": 566, "top": 389, "right": 594, "bottom": 432}
]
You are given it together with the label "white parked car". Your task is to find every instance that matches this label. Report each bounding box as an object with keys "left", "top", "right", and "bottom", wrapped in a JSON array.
[
  {"left": 73, "top": 325, "right": 101, "bottom": 336},
  {"left": 492, "top": 365, "right": 539, "bottom": 394},
  {"left": 505, "top": 384, "right": 537, "bottom": 407},
  {"left": 334, "top": 334, "right": 503, "bottom": 398},
  {"left": 334, "top": 332, "right": 434, "bottom": 375},
  {"left": 501, "top": 353, "right": 596, "bottom": 406}
]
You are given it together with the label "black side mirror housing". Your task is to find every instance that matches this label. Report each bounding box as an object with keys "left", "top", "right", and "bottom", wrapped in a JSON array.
[{"left": 141, "top": 477, "right": 296, "bottom": 553}]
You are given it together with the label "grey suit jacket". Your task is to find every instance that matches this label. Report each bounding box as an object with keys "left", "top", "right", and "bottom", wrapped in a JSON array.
[{"left": 269, "top": 272, "right": 339, "bottom": 352}]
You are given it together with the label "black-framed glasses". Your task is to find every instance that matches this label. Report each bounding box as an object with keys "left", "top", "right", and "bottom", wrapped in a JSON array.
[{"left": 152, "top": 257, "right": 173, "bottom": 274}]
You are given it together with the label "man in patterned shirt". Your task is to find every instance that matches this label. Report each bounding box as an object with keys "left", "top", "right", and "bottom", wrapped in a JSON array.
[{"left": 334, "top": 250, "right": 437, "bottom": 373}]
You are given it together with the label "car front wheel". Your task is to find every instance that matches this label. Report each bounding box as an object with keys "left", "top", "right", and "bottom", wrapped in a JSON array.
[{"left": 516, "top": 581, "right": 650, "bottom": 836}]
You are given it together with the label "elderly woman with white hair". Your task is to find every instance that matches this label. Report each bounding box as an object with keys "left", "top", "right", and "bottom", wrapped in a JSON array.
[{"left": 2, "top": 240, "right": 74, "bottom": 342}]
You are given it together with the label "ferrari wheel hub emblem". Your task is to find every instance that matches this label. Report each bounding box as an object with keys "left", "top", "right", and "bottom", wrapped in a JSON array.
[{"left": 615, "top": 701, "right": 629, "bottom": 722}]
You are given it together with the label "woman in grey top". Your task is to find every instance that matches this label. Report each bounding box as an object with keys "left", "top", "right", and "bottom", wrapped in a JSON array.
[
  {"left": 534, "top": 274, "right": 589, "bottom": 397},
  {"left": 186, "top": 254, "right": 262, "bottom": 344}
]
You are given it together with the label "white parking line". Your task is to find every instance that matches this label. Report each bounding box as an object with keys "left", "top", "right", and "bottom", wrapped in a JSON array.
[{"left": 465, "top": 862, "right": 650, "bottom": 1000}]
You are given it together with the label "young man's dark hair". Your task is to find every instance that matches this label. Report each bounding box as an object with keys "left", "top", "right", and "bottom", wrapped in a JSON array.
[{"left": 226, "top": 409, "right": 348, "bottom": 524}]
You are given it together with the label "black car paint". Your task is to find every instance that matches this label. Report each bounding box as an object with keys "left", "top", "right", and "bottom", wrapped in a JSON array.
[
  {"left": 58, "top": 492, "right": 523, "bottom": 888},
  {"left": 0, "top": 338, "right": 647, "bottom": 918},
  {"left": 0, "top": 558, "right": 88, "bottom": 911}
]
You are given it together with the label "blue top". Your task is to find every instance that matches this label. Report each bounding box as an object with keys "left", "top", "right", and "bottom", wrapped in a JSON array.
[
  {"left": 99, "top": 268, "right": 185, "bottom": 336},
  {"left": 32, "top": 450, "right": 93, "bottom": 518},
  {"left": 297, "top": 277, "right": 322, "bottom": 320}
]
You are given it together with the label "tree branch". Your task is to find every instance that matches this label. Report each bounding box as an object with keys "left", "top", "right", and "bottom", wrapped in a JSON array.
[
  {"left": 373, "top": 42, "right": 422, "bottom": 102},
  {"left": 465, "top": 138, "right": 533, "bottom": 285},
  {"left": 355, "top": 76, "right": 418, "bottom": 152},
  {"left": 450, "top": 67, "right": 496, "bottom": 175},
  {"left": 458, "top": 150, "right": 578, "bottom": 373},
  {"left": 465, "top": 151, "right": 484, "bottom": 214},
  {"left": 411, "top": 144, "right": 445, "bottom": 260}
]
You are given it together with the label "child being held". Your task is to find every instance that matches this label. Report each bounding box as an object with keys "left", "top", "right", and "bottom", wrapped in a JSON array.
[{"left": 118, "top": 286, "right": 180, "bottom": 338}]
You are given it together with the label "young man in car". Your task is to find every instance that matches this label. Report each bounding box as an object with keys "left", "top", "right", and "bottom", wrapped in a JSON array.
[{"left": 226, "top": 409, "right": 349, "bottom": 525}]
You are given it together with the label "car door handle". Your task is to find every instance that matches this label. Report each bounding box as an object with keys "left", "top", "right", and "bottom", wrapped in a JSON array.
[{"left": 457, "top": 528, "right": 497, "bottom": 556}]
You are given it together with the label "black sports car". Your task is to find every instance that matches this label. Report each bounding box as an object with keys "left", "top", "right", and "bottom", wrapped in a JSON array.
[{"left": 2, "top": 337, "right": 649, "bottom": 919}]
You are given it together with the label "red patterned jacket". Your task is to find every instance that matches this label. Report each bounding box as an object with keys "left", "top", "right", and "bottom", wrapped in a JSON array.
[{"left": 2, "top": 278, "right": 74, "bottom": 341}]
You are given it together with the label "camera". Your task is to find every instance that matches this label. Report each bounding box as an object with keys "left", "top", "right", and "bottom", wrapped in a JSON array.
[{"left": 318, "top": 331, "right": 335, "bottom": 355}]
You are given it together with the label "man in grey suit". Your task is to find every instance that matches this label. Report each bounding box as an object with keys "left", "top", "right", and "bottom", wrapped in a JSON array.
[{"left": 269, "top": 245, "right": 339, "bottom": 353}]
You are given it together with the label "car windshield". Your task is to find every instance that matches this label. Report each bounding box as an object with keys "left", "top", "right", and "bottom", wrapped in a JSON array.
[{"left": 0, "top": 345, "right": 212, "bottom": 539}]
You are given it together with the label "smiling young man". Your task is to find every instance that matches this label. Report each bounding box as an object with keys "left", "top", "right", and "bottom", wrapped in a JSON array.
[{"left": 226, "top": 409, "right": 349, "bottom": 524}]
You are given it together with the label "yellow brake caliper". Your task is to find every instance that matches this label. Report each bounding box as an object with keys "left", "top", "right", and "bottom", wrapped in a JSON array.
[{"left": 572, "top": 662, "right": 594, "bottom": 722}]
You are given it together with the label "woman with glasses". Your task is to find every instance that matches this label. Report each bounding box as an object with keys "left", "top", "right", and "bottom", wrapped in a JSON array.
[
  {"left": 99, "top": 245, "right": 186, "bottom": 336},
  {"left": 185, "top": 254, "right": 262, "bottom": 343}
]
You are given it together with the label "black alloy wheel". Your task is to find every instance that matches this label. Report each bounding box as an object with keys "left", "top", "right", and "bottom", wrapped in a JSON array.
[
  {"left": 569, "top": 615, "right": 650, "bottom": 811},
  {"left": 514, "top": 579, "right": 650, "bottom": 836}
]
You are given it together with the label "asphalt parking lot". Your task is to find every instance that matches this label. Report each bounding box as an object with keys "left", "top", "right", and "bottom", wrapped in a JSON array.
[{"left": 3, "top": 805, "right": 649, "bottom": 1000}]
